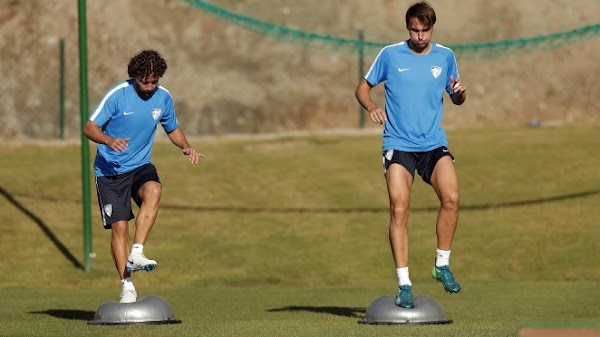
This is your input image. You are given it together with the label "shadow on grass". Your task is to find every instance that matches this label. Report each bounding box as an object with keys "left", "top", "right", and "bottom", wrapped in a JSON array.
[
  {"left": 29, "top": 309, "right": 95, "bottom": 321},
  {"left": 163, "top": 189, "right": 600, "bottom": 213},
  {"left": 267, "top": 306, "right": 365, "bottom": 318},
  {"left": 0, "top": 185, "right": 84, "bottom": 270},
  {"left": 6, "top": 187, "right": 600, "bottom": 215}
]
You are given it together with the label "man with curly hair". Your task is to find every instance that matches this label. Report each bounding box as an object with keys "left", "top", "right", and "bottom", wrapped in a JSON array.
[
  {"left": 84, "top": 50, "right": 204, "bottom": 303},
  {"left": 355, "top": 1, "right": 465, "bottom": 308}
]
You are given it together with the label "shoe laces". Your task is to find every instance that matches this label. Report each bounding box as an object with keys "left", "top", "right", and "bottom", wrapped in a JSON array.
[
  {"left": 436, "top": 266, "right": 457, "bottom": 283},
  {"left": 121, "top": 286, "right": 136, "bottom": 293},
  {"left": 398, "top": 285, "right": 412, "bottom": 300}
]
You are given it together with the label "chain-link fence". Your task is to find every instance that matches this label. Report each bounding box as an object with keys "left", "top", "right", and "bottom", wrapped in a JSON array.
[{"left": 1, "top": 0, "right": 599, "bottom": 140}]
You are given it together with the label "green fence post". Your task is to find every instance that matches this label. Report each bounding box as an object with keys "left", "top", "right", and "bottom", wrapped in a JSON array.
[
  {"left": 78, "top": 0, "right": 93, "bottom": 272},
  {"left": 59, "top": 38, "right": 65, "bottom": 140},
  {"left": 358, "top": 30, "right": 365, "bottom": 128}
]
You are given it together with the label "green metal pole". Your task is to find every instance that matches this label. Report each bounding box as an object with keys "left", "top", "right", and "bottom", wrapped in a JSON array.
[
  {"left": 59, "top": 38, "right": 65, "bottom": 139},
  {"left": 358, "top": 30, "right": 365, "bottom": 128},
  {"left": 78, "top": 0, "right": 93, "bottom": 271}
]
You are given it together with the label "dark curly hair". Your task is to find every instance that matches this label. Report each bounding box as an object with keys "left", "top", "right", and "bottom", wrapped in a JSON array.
[{"left": 127, "top": 50, "right": 168, "bottom": 79}]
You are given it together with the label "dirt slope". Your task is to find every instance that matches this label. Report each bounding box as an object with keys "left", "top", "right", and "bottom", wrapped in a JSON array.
[{"left": 0, "top": 0, "right": 598, "bottom": 140}]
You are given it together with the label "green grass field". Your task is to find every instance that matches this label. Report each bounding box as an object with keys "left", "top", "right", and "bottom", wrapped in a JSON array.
[{"left": 1, "top": 125, "right": 599, "bottom": 336}]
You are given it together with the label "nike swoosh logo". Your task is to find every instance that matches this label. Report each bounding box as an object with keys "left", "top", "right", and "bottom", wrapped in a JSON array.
[
  {"left": 397, "top": 68, "right": 410, "bottom": 72},
  {"left": 123, "top": 111, "right": 135, "bottom": 115},
  {"left": 443, "top": 149, "right": 449, "bottom": 152},
  {"left": 127, "top": 259, "right": 134, "bottom": 264}
]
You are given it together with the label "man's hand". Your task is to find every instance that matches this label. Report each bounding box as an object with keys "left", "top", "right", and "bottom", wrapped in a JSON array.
[
  {"left": 450, "top": 76, "right": 466, "bottom": 94},
  {"left": 106, "top": 137, "right": 130, "bottom": 152},
  {"left": 450, "top": 76, "right": 466, "bottom": 105},
  {"left": 182, "top": 147, "right": 205, "bottom": 164},
  {"left": 368, "top": 106, "right": 387, "bottom": 125}
]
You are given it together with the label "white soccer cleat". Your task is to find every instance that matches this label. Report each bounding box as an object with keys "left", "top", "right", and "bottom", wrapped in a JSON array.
[
  {"left": 126, "top": 253, "right": 157, "bottom": 272},
  {"left": 119, "top": 288, "right": 137, "bottom": 303}
]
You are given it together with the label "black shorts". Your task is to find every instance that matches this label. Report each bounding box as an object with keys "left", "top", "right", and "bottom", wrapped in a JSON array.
[
  {"left": 382, "top": 146, "right": 454, "bottom": 184},
  {"left": 95, "top": 163, "right": 161, "bottom": 229}
]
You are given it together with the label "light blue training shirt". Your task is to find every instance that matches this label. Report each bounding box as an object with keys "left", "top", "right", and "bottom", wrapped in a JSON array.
[
  {"left": 89, "top": 79, "right": 179, "bottom": 177},
  {"left": 365, "top": 40, "right": 460, "bottom": 152}
]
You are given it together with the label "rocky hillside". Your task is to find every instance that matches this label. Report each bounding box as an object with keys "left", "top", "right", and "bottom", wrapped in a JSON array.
[{"left": 0, "top": 0, "right": 598, "bottom": 140}]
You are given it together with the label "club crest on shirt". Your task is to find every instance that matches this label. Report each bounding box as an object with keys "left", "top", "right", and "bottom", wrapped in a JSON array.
[
  {"left": 431, "top": 66, "right": 442, "bottom": 79},
  {"left": 151, "top": 108, "right": 162, "bottom": 120},
  {"left": 104, "top": 204, "right": 112, "bottom": 217}
]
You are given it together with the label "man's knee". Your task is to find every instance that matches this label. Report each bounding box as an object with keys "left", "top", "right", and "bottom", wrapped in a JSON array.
[
  {"left": 440, "top": 191, "right": 459, "bottom": 212},
  {"left": 111, "top": 221, "right": 129, "bottom": 236},
  {"left": 390, "top": 202, "right": 410, "bottom": 220},
  {"left": 140, "top": 181, "right": 162, "bottom": 202}
]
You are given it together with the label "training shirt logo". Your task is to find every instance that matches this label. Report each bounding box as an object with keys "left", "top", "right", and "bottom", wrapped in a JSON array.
[
  {"left": 123, "top": 111, "right": 135, "bottom": 115},
  {"left": 151, "top": 108, "right": 161, "bottom": 120},
  {"left": 431, "top": 66, "right": 442, "bottom": 79}
]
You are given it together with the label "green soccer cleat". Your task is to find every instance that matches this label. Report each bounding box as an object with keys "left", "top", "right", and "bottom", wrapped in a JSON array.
[
  {"left": 432, "top": 265, "right": 461, "bottom": 293},
  {"left": 395, "top": 285, "right": 415, "bottom": 308}
]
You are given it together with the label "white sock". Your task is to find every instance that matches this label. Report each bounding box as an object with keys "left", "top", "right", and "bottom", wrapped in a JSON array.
[
  {"left": 131, "top": 244, "right": 144, "bottom": 255},
  {"left": 396, "top": 267, "right": 412, "bottom": 286},
  {"left": 436, "top": 249, "right": 451, "bottom": 267},
  {"left": 121, "top": 277, "right": 135, "bottom": 290}
]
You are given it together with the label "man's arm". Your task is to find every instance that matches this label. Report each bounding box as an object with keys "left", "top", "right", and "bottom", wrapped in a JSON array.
[
  {"left": 355, "top": 79, "right": 386, "bottom": 125},
  {"left": 167, "top": 127, "right": 204, "bottom": 164},
  {"left": 449, "top": 76, "right": 466, "bottom": 105},
  {"left": 83, "top": 120, "right": 129, "bottom": 152}
]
